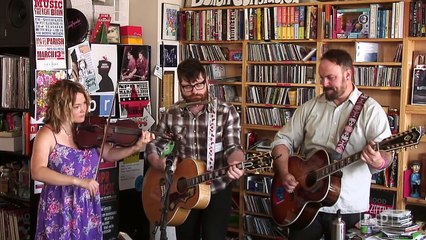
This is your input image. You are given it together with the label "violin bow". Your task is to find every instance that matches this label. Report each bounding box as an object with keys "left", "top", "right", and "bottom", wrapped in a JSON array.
[{"left": 94, "top": 81, "right": 120, "bottom": 178}]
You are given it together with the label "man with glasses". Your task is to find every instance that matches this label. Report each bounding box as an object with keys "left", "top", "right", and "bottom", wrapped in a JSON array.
[{"left": 146, "top": 58, "right": 245, "bottom": 240}]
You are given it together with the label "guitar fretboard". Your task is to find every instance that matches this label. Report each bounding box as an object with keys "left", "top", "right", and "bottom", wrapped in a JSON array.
[
  {"left": 185, "top": 154, "right": 271, "bottom": 187},
  {"left": 316, "top": 152, "right": 362, "bottom": 181}
]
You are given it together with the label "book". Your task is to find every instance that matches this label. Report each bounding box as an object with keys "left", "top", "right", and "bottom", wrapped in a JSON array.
[
  {"left": 411, "top": 66, "right": 426, "bottom": 104},
  {"left": 356, "top": 42, "right": 379, "bottom": 62},
  {"left": 377, "top": 210, "right": 412, "bottom": 221}
]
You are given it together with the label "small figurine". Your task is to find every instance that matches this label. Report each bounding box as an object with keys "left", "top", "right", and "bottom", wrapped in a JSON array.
[{"left": 410, "top": 160, "right": 422, "bottom": 198}]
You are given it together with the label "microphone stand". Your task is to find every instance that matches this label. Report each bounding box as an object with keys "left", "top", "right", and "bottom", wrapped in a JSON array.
[{"left": 158, "top": 141, "right": 176, "bottom": 240}]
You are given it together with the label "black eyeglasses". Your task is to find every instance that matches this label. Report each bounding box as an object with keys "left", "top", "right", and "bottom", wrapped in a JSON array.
[{"left": 181, "top": 81, "right": 206, "bottom": 92}]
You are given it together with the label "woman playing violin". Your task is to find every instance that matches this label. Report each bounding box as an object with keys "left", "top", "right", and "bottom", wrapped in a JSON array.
[{"left": 31, "top": 80, "right": 154, "bottom": 240}]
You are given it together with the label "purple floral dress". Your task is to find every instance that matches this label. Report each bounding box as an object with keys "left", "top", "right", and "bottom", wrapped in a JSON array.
[{"left": 35, "top": 142, "right": 102, "bottom": 240}]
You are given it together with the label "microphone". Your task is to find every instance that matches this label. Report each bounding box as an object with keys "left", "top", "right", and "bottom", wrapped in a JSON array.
[
  {"left": 178, "top": 100, "right": 210, "bottom": 108},
  {"left": 161, "top": 141, "right": 176, "bottom": 182},
  {"left": 165, "top": 155, "right": 174, "bottom": 183}
]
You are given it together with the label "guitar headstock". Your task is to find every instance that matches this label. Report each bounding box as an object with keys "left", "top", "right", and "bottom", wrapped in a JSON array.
[
  {"left": 378, "top": 127, "right": 423, "bottom": 152},
  {"left": 243, "top": 152, "right": 273, "bottom": 173}
]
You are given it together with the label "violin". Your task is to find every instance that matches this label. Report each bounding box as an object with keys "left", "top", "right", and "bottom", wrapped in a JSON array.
[{"left": 74, "top": 115, "right": 142, "bottom": 149}]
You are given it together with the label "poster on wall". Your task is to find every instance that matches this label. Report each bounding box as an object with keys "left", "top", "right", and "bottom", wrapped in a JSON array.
[
  {"left": 97, "top": 165, "right": 119, "bottom": 240},
  {"left": 67, "top": 41, "right": 99, "bottom": 93},
  {"left": 34, "top": 70, "right": 67, "bottom": 123},
  {"left": 117, "top": 81, "right": 150, "bottom": 118},
  {"left": 90, "top": 44, "right": 118, "bottom": 93},
  {"left": 33, "top": 0, "right": 67, "bottom": 70},
  {"left": 119, "top": 45, "right": 151, "bottom": 82}
]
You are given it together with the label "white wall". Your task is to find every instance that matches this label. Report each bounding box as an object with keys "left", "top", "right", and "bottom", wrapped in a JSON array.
[
  {"left": 129, "top": 0, "right": 183, "bottom": 122},
  {"left": 129, "top": 2, "right": 183, "bottom": 239}
]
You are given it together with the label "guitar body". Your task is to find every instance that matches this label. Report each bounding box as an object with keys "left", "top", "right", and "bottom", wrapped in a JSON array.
[
  {"left": 271, "top": 149, "right": 341, "bottom": 229},
  {"left": 142, "top": 159, "right": 211, "bottom": 226}
]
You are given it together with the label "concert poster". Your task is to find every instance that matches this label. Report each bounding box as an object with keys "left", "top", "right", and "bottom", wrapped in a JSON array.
[
  {"left": 33, "top": 0, "right": 67, "bottom": 70},
  {"left": 97, "top": 165, "right": 119, "bottom": 239},
  {"left": 117, "top": 81, "right": 151, "bottom": 118}
]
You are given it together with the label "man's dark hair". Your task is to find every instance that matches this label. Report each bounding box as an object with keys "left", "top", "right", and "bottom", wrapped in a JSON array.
[
  {"left": 320, "top": 49, "right": 353, "bottom": 70},
  {"left": 177, "top": 58, "right": 206, "bottom": 83}
]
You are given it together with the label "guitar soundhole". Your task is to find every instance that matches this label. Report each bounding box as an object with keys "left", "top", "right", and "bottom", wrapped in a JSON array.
[
  {"left": 306, "top": 171, "right": 317, "bottom": 188},
  {"left": 176, "top": 178, "right": 188, "bottom": 193}
]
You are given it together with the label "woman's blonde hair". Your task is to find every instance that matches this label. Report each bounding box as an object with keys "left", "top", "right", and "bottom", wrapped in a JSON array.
[{"left": 44, "top": 80, "right": 91, "bottom": 133}]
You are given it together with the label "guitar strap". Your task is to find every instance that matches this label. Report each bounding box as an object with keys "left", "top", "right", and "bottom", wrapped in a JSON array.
[
  {"left": 334, "top": 93, "right": 369, "bottom": 158},
  {"left": 206, "top": 98, "right": 218, "bottom": 172}
]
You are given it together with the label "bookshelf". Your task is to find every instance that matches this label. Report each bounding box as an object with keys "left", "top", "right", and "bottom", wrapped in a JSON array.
[
  {"left": 0, "top": 0, "right": 36, "bottom": 237},
  {"left": 180, "top": 0, "right": 426, "bottom": 238}
]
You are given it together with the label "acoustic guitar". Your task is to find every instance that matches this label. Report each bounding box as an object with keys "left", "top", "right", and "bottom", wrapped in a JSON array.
[
  {"left": 142, "top": 152, "right": 272, "bottom": 226},
  {"left": 270, "top": 128, "right": 422, "bottom": 230}
]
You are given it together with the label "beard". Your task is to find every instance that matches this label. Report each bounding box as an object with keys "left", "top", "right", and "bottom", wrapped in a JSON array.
[
  {"left": 182, "top": 91, "right": 208, "bottom": 103},
  {"left": 323, "top": 81, "right": 347, "bottom": 101},
  {"left": 324, "top": 87, "right": 339, "bottom": 101}
]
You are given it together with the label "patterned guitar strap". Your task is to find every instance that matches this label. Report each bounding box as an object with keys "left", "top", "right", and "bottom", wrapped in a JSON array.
[
  {"left": 333, "top": 93, "right": 369, "bottom": 160},
  {"left": 206, "top": 98, "right": 218, "bottom": 173}
]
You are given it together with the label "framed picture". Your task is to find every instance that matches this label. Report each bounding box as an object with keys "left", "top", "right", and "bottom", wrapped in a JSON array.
[
  {"left": 107, "top": 23, "right": 121, "bottom": 44},
  {"left": 160, "top": 71, "right": 175, "bottom": 109},
  {"left": 119, "top": 45, "right": 151, "bottom": 82},
  {"left": 161, "top": 3, "right": 179, "bottom": 40},
  {"left": 411, "top": 66, "right": 426, "bottom": 105},
  {"left": 160, "top": 44, "right": 178, "bottom": 67}
]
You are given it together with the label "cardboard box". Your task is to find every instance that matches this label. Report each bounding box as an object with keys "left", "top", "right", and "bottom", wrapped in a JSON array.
[
  {"left": 0, "top": 136, "right": 22, "bottom": 152},
  {"left": 120, "top": 26, "right": 143, "bottom": 44},
  {"left": 120, "top": 26, "right": 142, "bottom": 37},
  {"left": 121, "top": 37, "right": 143, "bottom": 45}
]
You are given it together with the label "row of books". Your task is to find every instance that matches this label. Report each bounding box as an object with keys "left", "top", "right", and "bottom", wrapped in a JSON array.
[
  {"left": 323, "top": 2, "right": 404, "bottom": 39},
  {"left": 181, "top": 44, "right": 229, "bottom": 62},
  {"left": 244, "top": 195, "right": 271, "bottom": 215},
  {"left": 0, "top": 55, "right": 30, "bottom": 110},
  {"left": 247, "top": 43, "right": 317, "bottom": 62},
  {"left": 247, "top": 86, "right": 293, "bottom": 106},
  {"left": 246, "top": 107, "right": 292, "bottom": 127},
  {"left": 247, "top": 65, "right": 315, "bottom": 84},
  {"left": 247, "top": 88, "right": 314, "bottom": 107},
  {"left": 244, "top": 215, "right": 280, "bottom": 237},
  {"left": 0, "top": 202, "right": 30, "bottom": 240},
  {"left": 210, "top": 85, "right": 239, "bottom": 103},
  {"left": 409, "top": 0, "right": 426, "bottom": 37},
  {"left": 178, "top": 5, "right": 318, "bottom": 41},
  {"left": 353, "top": 66, "right": 402, "bottom": 87}
]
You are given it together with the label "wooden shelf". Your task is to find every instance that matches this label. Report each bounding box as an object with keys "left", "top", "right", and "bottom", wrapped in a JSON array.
[
  {"left": 405, "top": 105, "right": 426, "bottom": 114},
  {"left": 370, "top": 184, "right": 398, "bottom": 192},
  {"left": 180, "top": 1, "right": 426, "bottom": 239},
  {"left": 406, "top": 197, "right": 426, "bottom": 207}
]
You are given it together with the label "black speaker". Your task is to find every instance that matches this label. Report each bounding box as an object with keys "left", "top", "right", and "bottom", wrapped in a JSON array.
[{"left": 0, "top": 0, "right": 31, "bottom": 47}]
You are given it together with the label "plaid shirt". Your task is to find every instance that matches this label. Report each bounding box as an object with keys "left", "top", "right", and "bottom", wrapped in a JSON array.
[{"left": 146, "top": 96, "right": 242, "bottom": 193}]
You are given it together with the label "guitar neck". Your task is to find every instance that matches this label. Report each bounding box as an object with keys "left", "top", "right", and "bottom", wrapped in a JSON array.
[
  {"left": 186, "top": 163, "right": 240, "bottom": 188},
  {"left": 316, "top": 152, "right": 363, "bottom": 181},
  {"left": 186, "top": 155, "right": 270, "bottom": 188}
]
